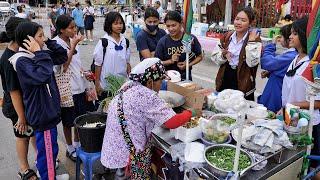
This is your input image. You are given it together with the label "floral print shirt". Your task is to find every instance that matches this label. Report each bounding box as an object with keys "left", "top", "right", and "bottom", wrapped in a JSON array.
[{"left": 101, "top": 82, "right": 176, "bottom": 168}]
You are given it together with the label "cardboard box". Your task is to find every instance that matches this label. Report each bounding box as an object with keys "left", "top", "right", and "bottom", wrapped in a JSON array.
[
  {"left": 177, "top": 81, "right": 202, "bottom": 91},
  {"left": 167, "top": 81, "right": 205, "bottom": 110}
]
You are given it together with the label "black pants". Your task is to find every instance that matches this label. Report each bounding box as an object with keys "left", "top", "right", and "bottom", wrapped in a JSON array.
[
  {"left": 311, "top": 123, "right": 320, "bottom": 168},
  {"left": 94, "top": 91, "right": 112, "bottom": 110},
  {"left": 220, "top": 64, "right": 254, "bottom": 101}
]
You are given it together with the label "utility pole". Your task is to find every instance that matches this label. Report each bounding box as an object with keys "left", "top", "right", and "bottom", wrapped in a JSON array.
[
  {"left": 196, "top": 0, "right": 201, "bottom": 22},
  {"left": 171, "top": 0, "right": 176, "bottom": 11},
  {"left": 224, "top": 0, "right": 232, "bottom": 27}
]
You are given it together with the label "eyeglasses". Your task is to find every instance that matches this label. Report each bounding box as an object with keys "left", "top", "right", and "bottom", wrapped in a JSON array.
[{"left": 285, "top": 63, "right": 304, "bottom": 77}]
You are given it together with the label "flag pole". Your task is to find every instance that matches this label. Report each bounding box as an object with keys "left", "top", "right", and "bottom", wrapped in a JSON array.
[
  {"left": 183, "top": 0, "right": 193, "bottom": 81},
  {"left": 186, "top": 51, "right": 189, "bottom": 81}
]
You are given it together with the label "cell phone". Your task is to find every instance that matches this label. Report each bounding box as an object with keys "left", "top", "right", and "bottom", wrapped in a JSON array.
[
  {"left": 218, "top": 44, "right": 224, "bottom": 49},
  {"left": 14, "top": 125, "right": 33, "bottom": 136},
  {"left": 250, "top": 28, "right": 261, "bottom": 35}
]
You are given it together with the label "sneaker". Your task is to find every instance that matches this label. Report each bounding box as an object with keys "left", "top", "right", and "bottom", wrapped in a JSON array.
[
  {"left": 56, "top": 173, "right": 70, "bottom": 180},
  {"left": 89, "top": 39, "right": 94, "bottom": 42},
  {"left": 66, "top": 150, "right": 77, "bottom": 162},
  {"left": 84, "top": 38, "right": 88, "bottom": 41},
  {"left": 55, "top": 158, "right": 60, "bottom": 169},
  {"left": 35, "top": 159, "right": 59, "bottom": 169}
]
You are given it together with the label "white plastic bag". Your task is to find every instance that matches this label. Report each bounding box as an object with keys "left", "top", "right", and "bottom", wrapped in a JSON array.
[{"left": 85, "top": 80, "right": 98, "bottom": 102}]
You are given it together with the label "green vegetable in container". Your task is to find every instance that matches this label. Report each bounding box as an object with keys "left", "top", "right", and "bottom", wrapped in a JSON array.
[
  {"left": 206, "top": 147, "right": 251, "bottom": 171},
  {"left": 221, "top": 117, "right": 236, "bottom": 125}
]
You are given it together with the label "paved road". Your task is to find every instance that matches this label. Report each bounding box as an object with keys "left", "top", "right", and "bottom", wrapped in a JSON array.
[{"left": 0, "top": 14, "right": 267, "bottom": 179}]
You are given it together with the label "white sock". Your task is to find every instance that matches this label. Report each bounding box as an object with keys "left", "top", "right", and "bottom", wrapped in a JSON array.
[
  {"left": 67, "top": 145, "right": 75, "bottom": 153},
  {"left": 73, "top": 141, "right": 81, "bottom": 149}
]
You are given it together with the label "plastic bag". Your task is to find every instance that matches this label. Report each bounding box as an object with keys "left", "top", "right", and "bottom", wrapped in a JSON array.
[
  {"left": 170, "top": 143, "right": 205, "bottom": 172},
  {"left": 214, "top": 89, "right": 247, "bottom": 113},
  {"left": 158, "top": 90, "right": 185, "bottom": 108},
  {"left": 85, "top": 80, "right": 98, "bottom": 102},
  {"left": 200, "top": 117, "right": 230, "bottom": 144}
]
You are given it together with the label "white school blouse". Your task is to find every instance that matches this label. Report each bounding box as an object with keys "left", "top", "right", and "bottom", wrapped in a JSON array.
[
  {"left": 282, "top": 55, "right": 320, "bottom": 125},
  {"left": 53, "top": 36, "right": 86, "bottom": 95},
  {"left": 93, "top": 34, "right": 130, "bottom": 89}
]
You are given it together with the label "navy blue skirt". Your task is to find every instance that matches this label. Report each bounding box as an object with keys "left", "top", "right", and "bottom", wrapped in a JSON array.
[{"left": 84, "top": 15, "right": 94, "bottom": 30}]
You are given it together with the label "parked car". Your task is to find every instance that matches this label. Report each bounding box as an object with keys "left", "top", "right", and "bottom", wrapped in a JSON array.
[
  {"left": 11, "top": 3, "right": 36, "bottom": 19},
  {"left": 0, "top": 2, "right": 11, "bottom": 16}
]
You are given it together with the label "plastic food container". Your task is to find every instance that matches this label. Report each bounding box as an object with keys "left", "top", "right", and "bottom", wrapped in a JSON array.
[{"left": 172, "top": 126, "right": 202, "bottom": 143}]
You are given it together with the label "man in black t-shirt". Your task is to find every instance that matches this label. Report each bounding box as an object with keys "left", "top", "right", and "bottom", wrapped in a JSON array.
[{"left": 155, "top": 11, "right": 203, "bottom": 80}]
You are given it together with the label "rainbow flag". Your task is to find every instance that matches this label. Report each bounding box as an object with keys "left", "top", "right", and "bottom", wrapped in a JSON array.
[
  {"left": 182, "top": 0, "right": 193, "bottom": 43},
  {"left": 302, "top": 0, "right": 320, "bottom": 82},
  {"left": 307, "top": 0, "right": 320, "bottom": 56}
]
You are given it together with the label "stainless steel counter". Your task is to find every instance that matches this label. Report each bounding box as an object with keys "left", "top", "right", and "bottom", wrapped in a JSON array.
[{"left": 152, "top": 127, "right": 306, "bottom": 180}]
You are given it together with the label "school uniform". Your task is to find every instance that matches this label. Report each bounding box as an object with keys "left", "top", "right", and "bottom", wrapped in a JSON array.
[
  {"left": 93, "top": 34, "right": 130, "bottom": 89},
  {"left": 83, "top": 6, "right": 95, "bottom": 30},
  {"left": 9, "top": 39, "right": 67, "bottom": 179},
  {"left": 258, "top": 43, "right": 297, "bottom": 112},
  {"left": 282, "top": 55, "right": 320, "bottom": 166},
  {"left": 213, "top": 31, "right": 262, "bottom": 101},
  {"left": 54, "top": 36, "right": 90, "bottom": 123}
]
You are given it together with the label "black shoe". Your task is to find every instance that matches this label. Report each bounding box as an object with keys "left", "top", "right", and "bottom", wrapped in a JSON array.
[{"left": 66, "top": 150, "right": 77, "bottom": 162}]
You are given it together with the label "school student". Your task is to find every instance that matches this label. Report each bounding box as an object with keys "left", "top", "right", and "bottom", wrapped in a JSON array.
[
  {"left": 10, "top": 21, "right": 69, "bottom": 179},
  {"left": 136, "top": 7, "right": 166, "bottom": 61},
  {"left": 155, "top": 10, "right": 203, "bottom": 80},
  {"left": 83, "top": 0, "right": 95, "bottom": 42},
  {"left": 53, "top": 15, "right": 86, "bottom": 161},
  {"left": 0, "top": 17, "right": 38, "bottom": 180},
  {"left": 281, "top": 16, "right": 320, "bottom": 168},
  {"left": 211, "top": 7, "right": 262, "bottom": 101},
  {"left": 72, "top": 3, "right": 85, "bottom": 37},
  {"left": 258, "top": 24, "right": 297, "bottom": 112},
  {"left": 93, "top": 11, "right": 131, "bottom": 101}
]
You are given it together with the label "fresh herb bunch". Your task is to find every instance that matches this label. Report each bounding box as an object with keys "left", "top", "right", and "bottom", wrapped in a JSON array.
[
  {"left": 289, "top": 134, "right": 313, "bottom": 147},
  {"left": 105, "top": 75, "right": 127, "bottom": 97},
  {"left": 97, "top": 75, "right": 127, "bottom": 113},
  {"left": 206, "top": 147, "right": 251, "bottom": 171}
]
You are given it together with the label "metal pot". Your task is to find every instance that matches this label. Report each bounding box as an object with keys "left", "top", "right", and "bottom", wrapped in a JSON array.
[{"left": 203, "top": 144, "right": 254, "bottom": 177}]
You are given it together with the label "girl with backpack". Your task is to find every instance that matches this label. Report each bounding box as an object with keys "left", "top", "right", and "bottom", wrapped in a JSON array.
[
  {"left": 211, "top": 7, "right": 262, "bottom": 101},
  {"left": 93, "top": 11, "right": 131, "bottom": 101},
  {"left": 53, "top": 15, "right": 87, "bottom": 162},
  {"left": 9, "top": 21, "right": 69, "bottom": 179}
]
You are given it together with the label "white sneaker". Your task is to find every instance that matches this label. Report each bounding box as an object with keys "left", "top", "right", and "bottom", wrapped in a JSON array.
[
  {"left": 56, "top": 173, "right": 70, "bottom": 180},
  {"left": 89, "top": 39, "right": 94, "bottom": 42},
  {"left": 84, "top": 38, "right": 88, "bottom": 41},
  {"left": 35, "top": 158, "right": 59, "bottom": 169}
]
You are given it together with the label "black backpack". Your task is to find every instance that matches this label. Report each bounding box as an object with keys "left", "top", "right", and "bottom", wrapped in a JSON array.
[{"left": 91, "top": 38, "right": 130, "bottom": 72}]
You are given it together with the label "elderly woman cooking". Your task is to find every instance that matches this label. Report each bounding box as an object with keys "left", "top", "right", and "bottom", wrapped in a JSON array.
[{"left": 100, "top": 58, "right": 195, "bottom": 179}]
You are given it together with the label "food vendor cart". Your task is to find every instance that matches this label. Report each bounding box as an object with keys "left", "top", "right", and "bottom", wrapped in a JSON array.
[
  {"left": 153, "top": 81, "right": 308, "bottom": 180},
  {"left": 152, "top": 127, "right": 306, "bottom": 180}
]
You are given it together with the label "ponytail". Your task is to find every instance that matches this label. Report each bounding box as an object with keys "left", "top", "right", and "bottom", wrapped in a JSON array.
[{"left": 0, "top": 31, "right": 10, "bottom": 43}]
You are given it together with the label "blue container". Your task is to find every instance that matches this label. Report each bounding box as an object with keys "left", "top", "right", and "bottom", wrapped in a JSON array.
[{"left": 160, "top": 80, "right": 168, "bottom": 90}]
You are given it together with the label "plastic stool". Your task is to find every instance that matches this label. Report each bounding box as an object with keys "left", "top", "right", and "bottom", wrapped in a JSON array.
[{"left": 76, "top": 148, "right": 101, "bottom": 180}]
